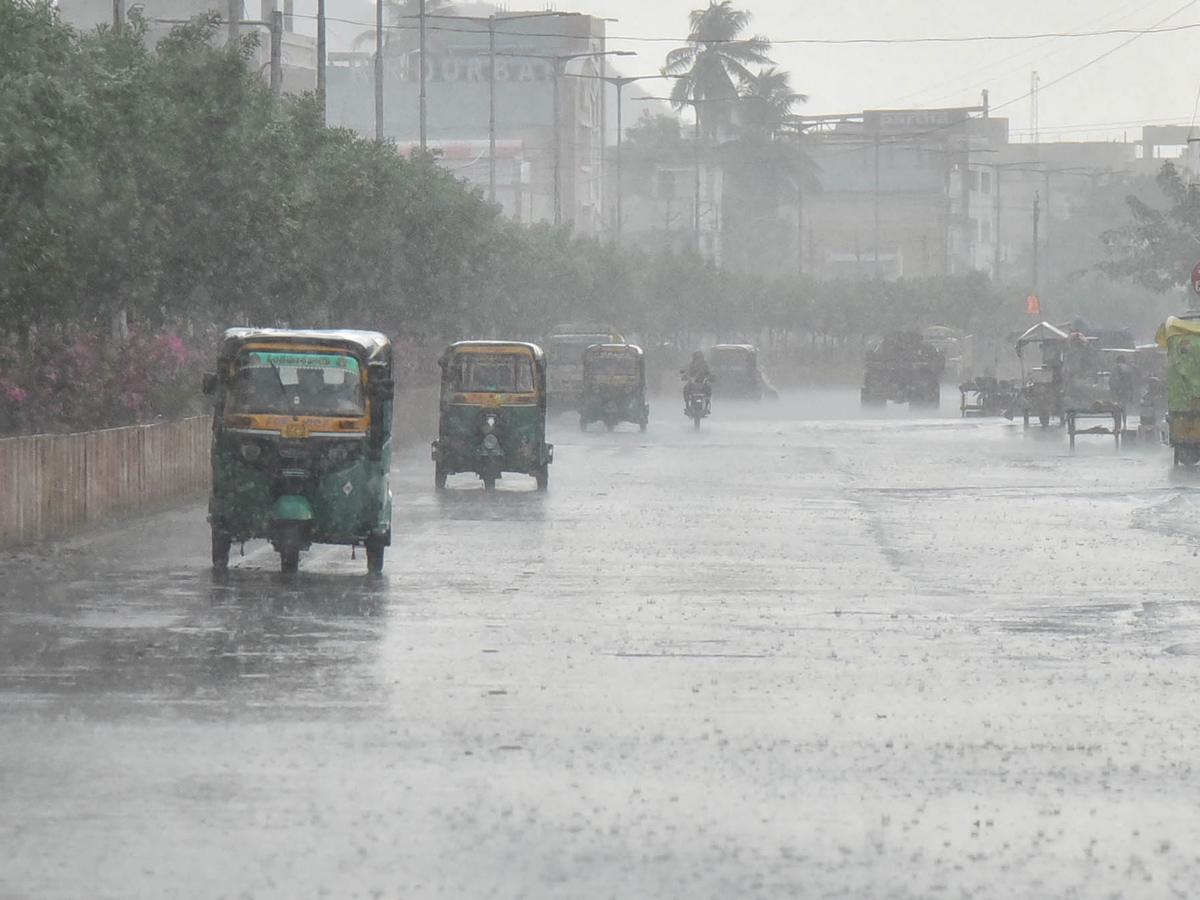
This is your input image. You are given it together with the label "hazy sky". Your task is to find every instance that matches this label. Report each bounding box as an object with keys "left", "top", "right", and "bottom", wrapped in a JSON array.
[{"left": 569, "top": 0, "right": 1200, "bottom": 143}]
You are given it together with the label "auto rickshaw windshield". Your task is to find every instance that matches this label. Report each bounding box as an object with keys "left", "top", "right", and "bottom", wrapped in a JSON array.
[
  {"left": 711, "top": 348, "right": 754, "bottom": 374},
  {"left": 588, "top": 352, "right": 638, "bottom": 377},
  {"left": 450, "top": 353, "right": 535, "bottom": 393},
  {"left": 228, "top": 350, "right": 364, "bottom": 416}
]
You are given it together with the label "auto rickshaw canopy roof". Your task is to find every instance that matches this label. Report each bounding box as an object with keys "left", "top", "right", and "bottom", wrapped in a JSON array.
[
  {"left": 218, "top": 328, "right": 392, "bottom": 369},
  {"left": 1015, "top": 321, "right": 1069, "bottom": 356},
  {"left": 583, "top": 342, "right": 643, "bottom": 357},
  {"left": 444, "top": 340, "right": 545, "bottom": 360},
  {"left": 1154, "top": 315, "right": 1200, "bottom": 348}
]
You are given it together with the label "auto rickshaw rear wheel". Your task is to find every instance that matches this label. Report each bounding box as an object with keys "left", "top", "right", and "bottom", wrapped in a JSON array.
[
  {"left": 365, "top": 537, "right": 386, "bottom": 575},
  {"left": 1039, "top": 411, "right": 1051, "bottom": 427},
  {"left": 279, "top": 547, "right": 299, "bottom": 574},
  {"left": 434, "top": 464, "right": 448, "bottom": 490},
  {"left": 211, "top": 527, "right": 231, "bottom": 573},
  {"left": 535, "top": 465, "right": 549, "bottom": 492}
]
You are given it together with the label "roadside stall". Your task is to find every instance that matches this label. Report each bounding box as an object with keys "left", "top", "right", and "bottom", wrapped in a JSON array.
[{"left": 1014, "top": 322, "right": 1069, "bottom": 427}]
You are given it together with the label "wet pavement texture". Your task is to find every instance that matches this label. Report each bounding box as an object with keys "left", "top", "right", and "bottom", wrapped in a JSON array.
[{"left": 3, "top": 388, "right": 1200, "bottom": 899}]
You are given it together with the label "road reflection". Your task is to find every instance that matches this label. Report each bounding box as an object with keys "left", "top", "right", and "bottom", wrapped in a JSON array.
[{"left": 0, "top": 568, "right": 387, "bottom": 704}]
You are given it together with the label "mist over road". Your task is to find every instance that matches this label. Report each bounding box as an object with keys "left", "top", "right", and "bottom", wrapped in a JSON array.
[{"left": 3, "top": 389, "right": 1199, "bottom": 899}]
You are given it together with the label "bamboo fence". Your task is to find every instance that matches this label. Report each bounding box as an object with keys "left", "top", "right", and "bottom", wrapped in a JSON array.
[{"left": 0, "top": 416, "right": 211, "bottom": 548}]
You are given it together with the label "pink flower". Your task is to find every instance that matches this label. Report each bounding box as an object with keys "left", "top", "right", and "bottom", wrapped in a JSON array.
[{"left": 4, "top": 384, "right": 27, "bottom": 404}]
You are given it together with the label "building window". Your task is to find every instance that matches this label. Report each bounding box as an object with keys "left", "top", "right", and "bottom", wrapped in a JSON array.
[
  {"left": 981, "top": 219, "right": 992, "bottom": 242},
  {"left": 981, "top": 171, "right": 992, "bottom": 194},
  {"left": 970, "top": 170, "right": 980, "bottom": 191}
]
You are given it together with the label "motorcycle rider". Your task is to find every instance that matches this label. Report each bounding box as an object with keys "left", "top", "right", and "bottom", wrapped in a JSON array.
[{"left": 682, "top": 350, "right": 712, "bottom": 403}]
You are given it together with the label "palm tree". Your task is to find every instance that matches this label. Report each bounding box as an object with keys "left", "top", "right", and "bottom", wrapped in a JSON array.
[
  {"left": 722, "top": 68, "right": 815, "bottom": 275},
  {"left": 661, "top": 1, "right": 772, "bottom": 140},
  {"left": 736, "top": 67, "right": 806, "bottom": 141}
]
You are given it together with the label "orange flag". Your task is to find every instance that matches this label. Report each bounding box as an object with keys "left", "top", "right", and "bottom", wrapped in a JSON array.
[{"left": 1026, "top": 295, "right": 1041, "bottom": 315}]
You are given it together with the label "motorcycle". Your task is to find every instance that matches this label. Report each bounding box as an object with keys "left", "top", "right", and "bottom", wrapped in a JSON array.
[{"left": 681, "top": 372, "right": 711, "bottom": 430}]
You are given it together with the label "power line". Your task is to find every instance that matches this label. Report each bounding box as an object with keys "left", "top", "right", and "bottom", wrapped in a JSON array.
[{"left": 292, "top": 11, "right": 1200, "bottom": 46}]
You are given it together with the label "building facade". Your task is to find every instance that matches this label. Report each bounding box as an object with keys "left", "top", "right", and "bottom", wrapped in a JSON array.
[{"left": 326, "top": 11, "right": 610, "bottom": 232}]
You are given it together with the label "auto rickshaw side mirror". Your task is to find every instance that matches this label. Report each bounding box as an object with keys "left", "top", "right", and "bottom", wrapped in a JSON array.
[{"left": 202, "top": 373, "right": 218, "bottom": 396}]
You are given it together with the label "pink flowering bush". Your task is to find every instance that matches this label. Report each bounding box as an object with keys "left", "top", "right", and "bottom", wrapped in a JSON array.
[{"left": 0, "top": 327, "right": 204, "bottom": 436}]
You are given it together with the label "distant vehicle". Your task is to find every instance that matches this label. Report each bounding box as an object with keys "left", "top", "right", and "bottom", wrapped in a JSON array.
[
  {"left": 709, "top": 344, "right": 778, "bottom": 401},
  {"left": 545, "top": 324, "right": 624, "bottom": 411},
  {"left": 920, "top": 326, "right": 970, "bottom": 384},
  {"left": 1155, "top": 315, "right": 1200, "bottom": 465},
  {"left": 203, "top": 328, "right": 395, "bottom": 575},
  {"left": 861, "top": 331, "right": 945, "bottom": 408},
  {"left": 579, "top": 343, "right": 650, "bottom": 432},
  {"left": 432, "top": 341, "right": 553, "bottom": 490}
]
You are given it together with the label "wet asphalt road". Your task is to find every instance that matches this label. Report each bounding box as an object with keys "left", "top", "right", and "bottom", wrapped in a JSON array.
[{"left": 4, "top": 388, "right": 1200, "bottom": 899}]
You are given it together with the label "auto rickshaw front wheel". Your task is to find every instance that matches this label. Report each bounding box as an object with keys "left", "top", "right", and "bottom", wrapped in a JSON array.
[{"left": 482, "top": 472, "right": 498, "bottom": 492}]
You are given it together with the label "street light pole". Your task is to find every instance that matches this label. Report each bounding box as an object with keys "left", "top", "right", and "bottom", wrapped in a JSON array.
[
  {"left": 568, "top": 73, "right": 676, "bottom": 239},
  {"left": 374, "top": 0, "right": 383, "bottom": 140},
  {"left": 500, "top": 49, "right": 634, "bottom": 228},
  {"left": 488, "top": 15, "right": 497, "bottom": 202},
  {"left": 418, "top": 0, "right": 427, "bottom": 149}
]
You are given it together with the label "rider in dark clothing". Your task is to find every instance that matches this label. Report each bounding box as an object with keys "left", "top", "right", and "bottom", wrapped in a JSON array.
[{"left": 683, "top": 351, "right": 712, "bottom": 400}]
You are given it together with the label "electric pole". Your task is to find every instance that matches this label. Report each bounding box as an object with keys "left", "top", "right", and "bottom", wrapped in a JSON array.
[
  {"left": 419, "top": 0, "right": 427, "bottom": 149},
  {"left": 374, "top": 0, "right": 383, "bottom": 140},
  {"left": 1032, "top": 190, "right": 1040, "bottom": 293},
  {"left": 316, "top": 0, "right": 326, "bottom": 126}
]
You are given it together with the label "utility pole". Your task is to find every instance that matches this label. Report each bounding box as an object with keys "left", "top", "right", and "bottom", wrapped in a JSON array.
[
  {"left": 693, "top": 102, "right": 701, "bottom": 252},
  {"left": 873, "top": 130, "right": 881, "bottom": 278},
  {"left": 574, "top": 72, "right": 675, "bottom": 238},
  {"left": 553, "top": 59, "right": 563, "bottom": 226},
  {"left": 796, "top": 135, "right": 805, "bottom": 276},
  {"left": 227, "top": 0, "right": 240, "bottom": 45},
  {"left": 419, "top": 0, "right": 427, "bottom": 149},
  {"left": 316, "top": 0, "right": 326, "bottom": 126},
  {"left": 994, "top": 166, "right": 1002, "bottom": 281},
  {"left": 112, "top": 0, "right": 125, "bottom": 29},
  {"left": 374, "top": 0, "right": 383, "bottom": 141},
  {"left": 1032, "top": 190, "right": 1040, "bottom": 293},
  {"left": 269, "top": 10, "right": 282, "bottom": 97},
  {"left": 488, "top": 16, "right": 497, "bottom": 203}
]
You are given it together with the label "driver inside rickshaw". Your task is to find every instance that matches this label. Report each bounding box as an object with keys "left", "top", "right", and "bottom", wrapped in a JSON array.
[{"left": 457, "top": 357, "right": 534, "bottom": 393}]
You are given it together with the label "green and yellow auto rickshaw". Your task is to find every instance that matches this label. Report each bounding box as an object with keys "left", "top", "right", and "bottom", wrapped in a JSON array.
[
  {"left": 1156, "top": 314, "right": 1200, "bottom": 465},
  {"left": 431, "top": 341, "right": 553, "bottom": 491},
  {"left": 202, "top": 328, "right": 395, "bottom": 575},
  {"left": 579, "top": 343, "right": 650, "bottom": 432}
]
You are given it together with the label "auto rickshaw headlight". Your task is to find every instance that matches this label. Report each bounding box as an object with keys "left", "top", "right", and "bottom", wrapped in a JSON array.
[
  {"left": 482, "top": 414, "right": 497, "bottom": 434},
  {"left": 482, "top": 434, "right": 499, "bottom": 450}
]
